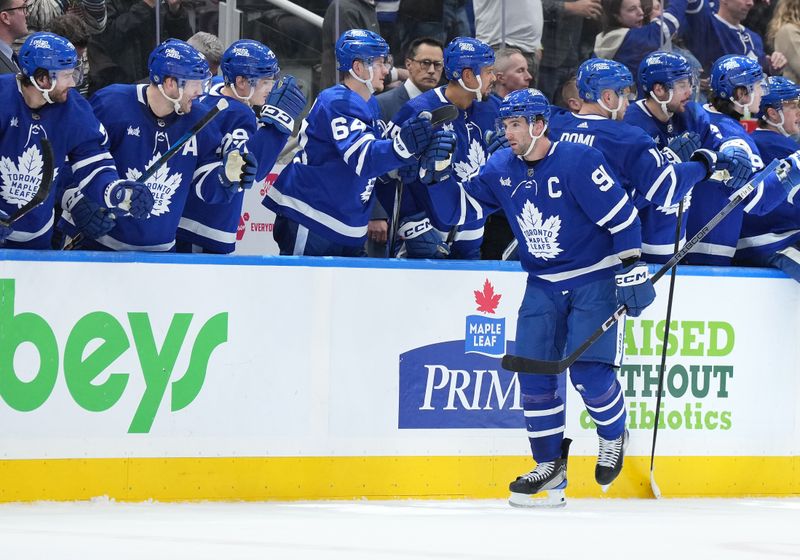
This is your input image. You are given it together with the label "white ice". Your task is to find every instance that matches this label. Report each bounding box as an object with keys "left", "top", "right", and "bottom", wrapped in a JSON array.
[{"left": 1, "top": 498, "right": 799, "bottom": 560}]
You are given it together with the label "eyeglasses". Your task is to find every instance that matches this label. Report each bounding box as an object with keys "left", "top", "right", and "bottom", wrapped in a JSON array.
[
  {"left": 1, "top": 4, "right": 29, "bottom": 15},
  {"left": 412, "top": 59, "right": 444, "bottom": 71}
]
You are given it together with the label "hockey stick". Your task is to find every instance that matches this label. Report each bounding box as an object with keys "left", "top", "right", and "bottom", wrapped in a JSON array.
[
  {"left": 386, "top": 104, "right": 459, "bottom": 257},
  {"left": 649, "top": 198, "right": 684, "bottom": 499},
  {"left": 64, "top": 97, "right": 229, "bottom": 250},
  {"left": 501, "top": 157, "right": 786, "bottom": 375},
  {"left": 0, "top": 138, "right": 55, "bottom": 228}
]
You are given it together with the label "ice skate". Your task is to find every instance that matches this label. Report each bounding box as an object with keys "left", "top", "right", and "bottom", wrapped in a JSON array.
[
  {"left": 508, "top": 439, "right": 571, "bottom": 508},
  {"left": 596, "top": 429, "right": 629, "bottom": 491}
]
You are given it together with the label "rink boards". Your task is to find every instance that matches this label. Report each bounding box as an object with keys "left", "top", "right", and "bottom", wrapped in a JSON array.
[{"left": 0, "top": 251, "right": 798, "bottom": 501}]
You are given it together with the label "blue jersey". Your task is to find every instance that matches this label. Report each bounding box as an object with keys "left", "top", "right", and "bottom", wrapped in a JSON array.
[
  {"left": 0, "top": 74, "right": 119, "bottom": 249},
  {"left": 737, "top": 129, "right": 800, "bottom": 260},
  {"left": 263, "top": 84, "right": 409, "bottom": 247},
  {"left": 685, "top": 106, "right": 789, "bottom": 265},
  {"left": 177, "top": 83, "right": 290, "bottom": 253},
  {"left": 623, "top": 100, "right": 724, "bottom": 262},
  {"left": 594, "top": 0, "right": 687, "bottom": 80},
  {"left": 686, "top": 0, "right": 767, "bottom": 74},
  {"left": 428, "top": 141, "right": 641, "bottom": 290},
  {"left": 60, "top": 84, "right": 229, "bottom": 251},
  {"left": 548, "top": 110, "right": 708, "bottom": 215},
  {"left": 385, "top": 87, "right": 498, "bottom": 259}
]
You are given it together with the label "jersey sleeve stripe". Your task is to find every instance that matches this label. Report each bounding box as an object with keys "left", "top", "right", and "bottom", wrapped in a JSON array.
[
  {"left": 644, "top": 165, "right": 677, "bottom": 204},
  {"left": 6, "top": 212, "right": 53, "bottom": 242},
  {"left": 465, "top": 190, "right": 484, "bottom": 221},
  {"left": 595, "top": 194, "right": 629, "bottom": 227},
  {"left": 343, "top": 134, "right": 375, "bottom": 164},
  {"left": 452, "top": 225, "right": 484, "bottom": 241},
  {"left": 76, "top": 165, "right": 116, "bottom": 189},
  {"left": 354, "top": 140, "right": 374, "bottom": 176},
  {"left": 71, "top": 152, "right": 114, "bottom": 172},
  {"left": 743, "top": 181, "right": 764, "bottom": 213},
  {"left": 607, "top": 206, "right": 638, "bottom": 234}
]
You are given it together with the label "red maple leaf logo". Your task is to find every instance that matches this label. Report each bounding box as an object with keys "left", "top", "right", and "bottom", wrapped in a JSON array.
[{"left": 474, "top": 279, "right": 501, "bottom": 314}]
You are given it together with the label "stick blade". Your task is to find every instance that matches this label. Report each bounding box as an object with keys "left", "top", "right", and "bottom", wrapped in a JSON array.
[
  {"left": 650, "top": 469, "right": 662, "bottom": 499},
  {"left": 428, "top": 104, "right": 459, "bottom": 126}
]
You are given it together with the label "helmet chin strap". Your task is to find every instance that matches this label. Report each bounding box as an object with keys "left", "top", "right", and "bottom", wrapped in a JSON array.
[
  {"left": 598, "top": 92, "right": 625, "bottom": 120},
  {"left": 158, "top": 83, "right": 187, "bottom": 115},
  {"left": 649, "top": 88, "right": 674, "bottom": 119},
  {"left": 231, "top": 80, "right": 256, "bottom": 105},
  {"left": 32, "top": 72, "right": 58, "bottom": 104},
  {"left": 458, "top": 74, "right": 484, "bottom": 102},
  {"left": 522, "top": 120, "right": 547, "bottom": 158},
  {"left": 765, "top": 107, "right": 790, "bottom": 136},
  {"left": 349, "top": 64, "right": 375, "bottom": 94}
]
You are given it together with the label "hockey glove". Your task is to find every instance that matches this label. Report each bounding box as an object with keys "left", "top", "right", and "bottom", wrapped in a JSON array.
[
  {"left": 0, "top": 210, "right": 12, "bottom": 242},
  {"left": 393, "top": 114, "right": 434, "bottom": 159},
  {"left": 778, "top": 150, "right": 800, "bottom": 204},
  {"left": 665, "top": 132, "right": 700, "bottom": 163},
  {"left": 70, "top": 196, "right": 117, "bottom": 239},
  {"left": 485, "top": 130, "right": 511, "bottom": 157},
  {"left": 692, "top": 146, "right": 751, "bottom": 189},
  {"left": 396, "top": 212, "right": 450, "bottom": 258},
  {"left": 259, "top": 75, "right": 307, "bottom": 135},
  {"left": 419, "top": 130, "right": 457, "bottom": 185},
  {"left": 615, "top": 260, "right": 656, "bottom": 318},
  {"left": 220, "top": 149, "right": 258, "bottom": 200},
  {"left": 105, "top": 180, "right": 154, "bottom": 219},
  {"left": 398, "top": 162, "right": 419, "bottom": 184}
]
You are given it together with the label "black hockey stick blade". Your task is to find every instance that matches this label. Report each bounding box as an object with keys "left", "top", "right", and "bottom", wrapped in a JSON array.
[
  {"left": 427, "top": 104, "right": 459, "bottom": 126},
  {"left": 502, "top": 157, "right": 785, "bottom": 375},
  {"left": 0, "top": 138, "right": 54, "bottom": 227}
]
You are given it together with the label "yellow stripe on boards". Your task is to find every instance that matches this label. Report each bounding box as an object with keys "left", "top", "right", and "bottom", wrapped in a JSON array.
[{"left": 0, "top": 456, "right": 797, "bottom": 502}]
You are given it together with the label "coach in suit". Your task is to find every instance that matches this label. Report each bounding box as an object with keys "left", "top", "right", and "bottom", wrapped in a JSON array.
[
  {"left": 0, "top": 0, "right": 28, "bottom": 75},
  {"left": 369, "top": 37, "right": 444, "bottom": 256}
]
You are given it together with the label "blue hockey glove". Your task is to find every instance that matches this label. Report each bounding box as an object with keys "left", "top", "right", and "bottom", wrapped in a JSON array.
[
  {"left": 778, "top": 150, "right": 800, "bottom": 204},
  {"left": 485, "top": 130, "right": 511, "bottom": 157},
  {"left": 0, "top": 210, "right": 12, "bottom": 242},
  {"left": 259, "top": 75, "right": 307, "bottom": 135},
  {"left": 70, "top": 195, "right": 117, "bottom": 239},
  {"left": 665, "top": 132, "right": 700, "bottom": 163},
  {"left": 419, "top": 130, "right": 456, "bottom": 185},
  {"left": 105, "top": 180, "right": 154, "bottom": 219},
  {"left": 393, "top": 114, "right": 434, "bottom": 159},
  {"left": 397, "top": 212, "right": 450, "bottom": 258},
  {"left": 220, "top": 149, "right": 258, "bottom": 200},
  {"left": 692, "top": 146, "right": 751, "bottom": 189},
  {"left": 615, "top": 260, "right": 656, "bottom": 318},
  {"left": 398, "top": 162, "right": 419, "bottom": 184}
]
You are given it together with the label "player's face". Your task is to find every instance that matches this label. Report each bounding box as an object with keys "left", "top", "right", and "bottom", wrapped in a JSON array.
[
  {"left": 667, "top": 78, "right": 693, "bottom": 113},
  {"left": 44, "top": 68, "right": 77, "bottom": 103},
  {"left": 503, "top": 116, "right": 533, "bottom": 155},
  {"left": 616, "top": 0, "right": 644, "bottom": 28},
  {"left": 479, "top": 65, "right": 497, "bottom": 96},
  {"left": 497, "top": 53, "right": 532, "bottom": 93},
  {"left": 406, "top": 43, "right": 444, "bottom": 91},
  {"left": 248, "top": 76, "right": 275, "bottom": 106},
  {"left": 736, "top": 81, "right": 764, "bottom": 114},
  {"left": 780, "top": 100, "right": 800, "bottom": 135},
  {"left": 177, "top": 78, "right": 206, "bottom": 113},
  {"left": 370, "top": 57, "right": 391, "bottom": 93}
]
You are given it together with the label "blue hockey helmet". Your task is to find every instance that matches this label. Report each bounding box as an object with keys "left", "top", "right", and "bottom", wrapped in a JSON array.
[
  {"left": 710, "top": 55, "right": 766, "bottom": 100},
  {"left": 220, "top": 39, "right": 279, "bottom": 85},
  {"left": 638, "top": 51, "right": 693, "bottom": 94},
  {"left": 577, "top": 58, "right": 635, "bottom": 102},
  {"left": 498, "top": 88, "right": 551, "bottom": 124},
  {"left": 759, "top": 76, "right": 800, "bottom": 112},
  {"left": 18, "top": 32, "right": 78, "bottom": 78},
  {"left": 335, "top": 29, "right": 389, "bottom": 71},
  {"left": 443, "top": 37, "right": 495, "bottom": 81},
  {"left": 149, "top": 39, "right": 212, "bottom": 85}
]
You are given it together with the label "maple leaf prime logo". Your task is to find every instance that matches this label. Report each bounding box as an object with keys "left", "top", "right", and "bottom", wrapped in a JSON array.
[{"left": 465, "top": 279, "right": 506, "bottom": 357}]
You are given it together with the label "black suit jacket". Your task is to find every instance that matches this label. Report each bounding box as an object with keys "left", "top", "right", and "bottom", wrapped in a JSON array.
[
  {"left": 0, "top": 50, "right": 18, "bottom": 75},
  {"left": 376, "top": 83, "right": 411, "bottom": 124}
]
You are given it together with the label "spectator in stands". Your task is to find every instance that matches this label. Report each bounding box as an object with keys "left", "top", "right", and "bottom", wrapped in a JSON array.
[
  {"left": 769, "top": 0, "right": 800, "bottom": 83},
  {"left": 320, "top": 0, "right": 380, "bottom": 90},
  {"left": 47, "top": 13, "right": 90, "bottom": 95},
  {"left": 538, "top": 0, "right": 601, "bottom": 101},
  {"left": 87, "top": 0, "right": 193, "bottom": 94},
  {"left": 0, "top": 0, "right": 27, "bottom": 73},
  {"left": 25, "top": 0, "right": 106, "bottom": 36},
  {"left": 396, "top": 0, "right": 445, "bottom": 55},
  {"left": 474, "top": 0, "right": 543, "bottom": 85},
  {"left": 594, "top": 0, "right": 688, "bottom": 80},
  {"left": 553, "top": 70, "right": 583, "bottom": 112},
  {"left": 492, "top": 47, "right": 533, "bottom": 100},
  {"left": 685, "top": 0, "right": 786, "bottom": 75},
  {"left": 188, "top": 31, "right": 224, "bottom": 76}
]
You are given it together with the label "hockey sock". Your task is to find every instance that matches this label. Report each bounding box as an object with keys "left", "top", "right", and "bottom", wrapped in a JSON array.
[
  {"left": 571, "top": 361, "right": 627, "bottom": 439},
  {"left": 522, "top": 392, "right": 565, "bottom": 463}
]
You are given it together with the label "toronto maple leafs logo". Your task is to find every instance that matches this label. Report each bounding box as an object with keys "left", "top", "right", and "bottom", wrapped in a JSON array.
[
  {"left": 657, "top": 191, "right": 693, "bottom": 216},
  {"left": 453, "top": 138, "right": 486, "bottom": 182},
  {"left": 360, "top": 177, "right": 376, "bottom": 203},
  {"left": 126, "top": 153, "right": 182, "bottom": 216},
  {"left": 0, "top": 145, "right": 46, "bottom": 208},
  {"left": 10, "top": 117, "right": 18, "bottom": 128},
  {"left": 127, "top": 126, "right": 140, "bottom": 137},
  {"left": 442, "top": 122, "right": 455, "bottom": 134},
  {"left": 500, "top": 177, "right": 511, "bottom": 187},
  {"left": 516, "top": 199, "right": 563, "bottom": 260}
]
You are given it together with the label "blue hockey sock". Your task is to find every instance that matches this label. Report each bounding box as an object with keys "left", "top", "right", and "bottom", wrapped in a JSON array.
[
  {"left": 522, "top": 393, "right": 565, "bottom": 463},
  {"left": 571, "top": 361, "right": 627, "bottom": 440}
]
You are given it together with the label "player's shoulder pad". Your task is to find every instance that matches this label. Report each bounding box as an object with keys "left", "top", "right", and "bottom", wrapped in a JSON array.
[{"left": 324, "top": 84, "right": 373, "bottom": 122}]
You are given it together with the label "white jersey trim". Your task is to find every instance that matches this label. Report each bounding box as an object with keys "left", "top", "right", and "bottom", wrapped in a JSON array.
[
  {"left": 178, "top": 217, "right": 237, "bottom": 244},
  {"left": 643, "top": 237, "right": 686, "bottom": 255},
  {"left": 95, "top": 235, "right": 176, "bottom": 251},
  {"left": 688, "top": 241, "right": 736, "bottom": 257},
  {"left": 7, "top": 212, "right": 53, "bottom": 242},
  {"left": 537, "top": 254, "right": 620, "bottom": 283},
  {"left": 266, "top": 185, "right": 369, "bottom": 238},
  {"left": 736, "top": 229, "right": 800, "bottom": 249},
  {"left": 71, "top": 152, "right": 114, "bottom": 172},
  {"left": 607, "top": 207, "right": 638, "bottom": 235}
]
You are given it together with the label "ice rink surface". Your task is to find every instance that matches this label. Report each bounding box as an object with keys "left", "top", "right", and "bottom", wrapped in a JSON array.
[{"left": 1, "top": 498, "right": 799, "bottom": 560}]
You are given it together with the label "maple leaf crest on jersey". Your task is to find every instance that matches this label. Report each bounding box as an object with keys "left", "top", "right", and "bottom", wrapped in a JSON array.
[
  {"left": 125, "top": 153, "right": 182, "bottom": 216},
  {"left": 453, "top": 138, "right": 486, "bottom": 182},
  {"left": 0, "top": 145, "right": 47, "bottom": 207},
  {"left": 516, "top": 199, "right": 563, "bottom": 260}
]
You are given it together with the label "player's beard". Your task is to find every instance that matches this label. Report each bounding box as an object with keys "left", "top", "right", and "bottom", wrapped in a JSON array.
[{"left": 49, "top": 87, "right": 70, "bottom": 104}]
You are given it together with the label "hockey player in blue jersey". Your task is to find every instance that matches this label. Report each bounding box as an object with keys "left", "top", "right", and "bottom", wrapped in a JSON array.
[
  {"left": 735, "top": 77, "right": 800, "bottom": 280},
  {"left": 262, "top": 29, "right": 434, "bottom": 257},
  {"left": 421, "top": 88, "right": 656, "bottom": 506},
  {"left": 0, "top": 32, "right": 151, "bottom": 249},
  {"left": 176, "top": 39, "right": 306, "bottom": 254},
  {"left": 623, "top": 51, "right": 727, "bottom": 262},
  {"left": 549, "top": 57, "right": 754, "bottom": 260},
  {"left": 685, "top": 55, "right": 800, "bottom": 265},
  {"left": 60, "top": 39, "right": 256, "bottom": 251},
  {"left": 384, "top": 36, "right": 497, "bottom": 259}
]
